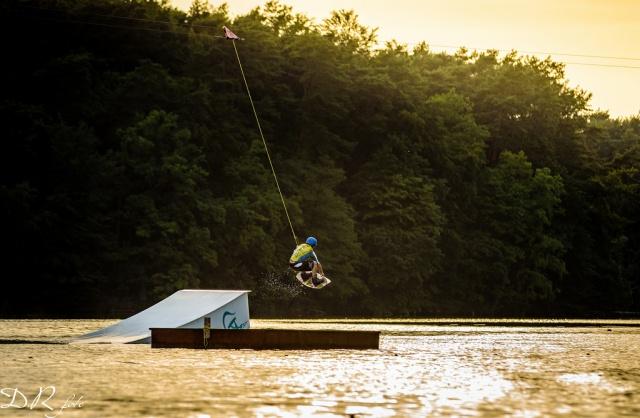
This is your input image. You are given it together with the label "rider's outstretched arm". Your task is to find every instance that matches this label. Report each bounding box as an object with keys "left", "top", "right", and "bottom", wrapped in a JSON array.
[{"left": 311, "top": 251, "right": 324, "bottom": 276}]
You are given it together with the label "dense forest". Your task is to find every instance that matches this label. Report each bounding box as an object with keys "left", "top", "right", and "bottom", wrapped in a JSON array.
[{"left": 2, "top": 0, "right": 638, "bottom": 317}]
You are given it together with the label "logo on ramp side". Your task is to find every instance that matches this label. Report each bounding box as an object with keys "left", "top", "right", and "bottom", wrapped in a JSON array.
[{"left": 223, "top": 311, "right": 249, "bottom": 329}]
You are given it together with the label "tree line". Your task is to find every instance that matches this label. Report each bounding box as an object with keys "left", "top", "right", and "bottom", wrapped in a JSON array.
[{"left": 2, "top": 0, "right": 638, "bottom": 317}]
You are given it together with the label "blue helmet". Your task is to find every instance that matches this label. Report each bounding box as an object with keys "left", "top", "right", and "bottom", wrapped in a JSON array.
[{"left": 306, "top": 236, "right": 318, "bottom": 247}]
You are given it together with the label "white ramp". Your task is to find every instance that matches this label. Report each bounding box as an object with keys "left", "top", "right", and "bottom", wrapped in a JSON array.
[{"left": 72, "top": 289, "right": 250, "bottom": 344}]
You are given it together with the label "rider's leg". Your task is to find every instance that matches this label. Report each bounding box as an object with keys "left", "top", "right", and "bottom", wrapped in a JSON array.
[{"left": 311, "top": 261, "right": 320, "bottom": 279}]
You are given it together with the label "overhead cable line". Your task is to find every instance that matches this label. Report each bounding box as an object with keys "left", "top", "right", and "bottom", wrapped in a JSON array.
[
  {"left": 15, "top": 14, "right": 225, "bottom": 39},
  {"left": 400, "top": 41, "right": 640, "bottom": 62},
  {"left": 14, "top": 4, "right": 229, "bottom": 33},
  {"left": 15, "top": 5, "right": 640, "bottom": 63},
  {"left": 560, "top": 62, "right": 640, "bottom": 69},
  {"left": 11, "top": 10, "right": 640, "bottom": 70}
]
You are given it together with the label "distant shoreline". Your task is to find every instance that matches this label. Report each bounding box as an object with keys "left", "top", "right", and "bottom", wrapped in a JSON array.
[{"left": 2, "top": 317, "right": 640, "bottom": 324}]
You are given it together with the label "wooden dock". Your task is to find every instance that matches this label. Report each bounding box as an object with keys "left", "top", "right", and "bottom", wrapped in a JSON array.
[{"left": 150, "top": 328, "right": 380, "bottom": 350}]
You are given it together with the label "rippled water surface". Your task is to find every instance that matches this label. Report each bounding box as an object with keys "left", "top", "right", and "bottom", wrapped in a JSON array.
[{"left": 1, "top": 319, "right": 639, "bottom": 417}]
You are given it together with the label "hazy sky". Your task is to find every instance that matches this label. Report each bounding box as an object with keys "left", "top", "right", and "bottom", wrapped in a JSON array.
[{"left": 173, "top": 0, "right": 640, "bottom": 117}]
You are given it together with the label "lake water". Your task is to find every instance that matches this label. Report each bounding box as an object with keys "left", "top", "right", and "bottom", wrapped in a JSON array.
[{"left": 1, "top": 319, "right": 639, "bottom": 417}]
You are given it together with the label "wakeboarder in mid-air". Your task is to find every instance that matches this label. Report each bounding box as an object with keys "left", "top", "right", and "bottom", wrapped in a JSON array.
[{"left": 289, "top": 236, "right": 330, "bottom": 289}]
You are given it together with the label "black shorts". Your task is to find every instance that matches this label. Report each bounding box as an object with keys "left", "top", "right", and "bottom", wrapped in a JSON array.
[{"left": 289, "top": 259, "right": 316, "bottom": 271}]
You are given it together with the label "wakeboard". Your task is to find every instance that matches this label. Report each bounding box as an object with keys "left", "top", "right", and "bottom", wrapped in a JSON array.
[{"left": 296, "top": 272, "right": 332, "bottom": 289}]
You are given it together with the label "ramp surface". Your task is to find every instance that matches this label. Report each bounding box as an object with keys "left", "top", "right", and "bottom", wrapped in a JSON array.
[{"left": 72, "top": 289, "right": 250, "bottom": 344}]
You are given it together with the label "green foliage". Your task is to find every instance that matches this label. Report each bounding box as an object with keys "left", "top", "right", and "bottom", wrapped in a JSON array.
[
  {"left": 352, "top": 170, "right": 444, "bottom": 315},
  {"left": 475, "top": 151, "right": 566, "bottom": 314},
  {"left": 112, "top": 110, "right": 218, "bottom": 298},
  {"left": 2, "top": 0, "right": 639, "bottom": 317},
  {"left": 321, "top": 10, "right": 378, "bottom": 54}
]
